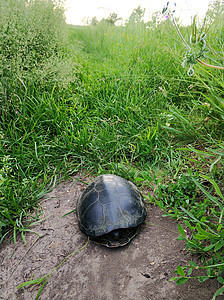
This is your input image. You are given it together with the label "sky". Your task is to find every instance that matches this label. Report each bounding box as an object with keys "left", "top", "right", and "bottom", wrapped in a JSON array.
[{"left": 64, "top": 0, "right": 213, "bottom": 26}]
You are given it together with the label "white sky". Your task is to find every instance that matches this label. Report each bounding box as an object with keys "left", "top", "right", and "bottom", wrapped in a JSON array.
[{"left": 64, "top": 0, "right": 213, "bottom": 25}]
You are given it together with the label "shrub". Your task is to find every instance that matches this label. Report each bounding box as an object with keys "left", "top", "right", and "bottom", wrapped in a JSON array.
[{"left": 0, "top": 0, "right": 78, "bottom": 93}]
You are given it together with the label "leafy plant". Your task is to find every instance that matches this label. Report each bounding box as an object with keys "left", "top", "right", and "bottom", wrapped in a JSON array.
[
  {"left": 170, "top": 174, "right": 224, "bottom": 299},
  {"left": 162, "top": 1, "right": 224, "bottom": 75},
  {"left": 0, "top": 0, "right": 79, "bottom": 95},
  {"left": 152, "top": 146, "right": 224, "bottom": 299}
]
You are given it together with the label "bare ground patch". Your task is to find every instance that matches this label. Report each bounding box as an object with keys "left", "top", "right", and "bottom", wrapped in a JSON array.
[{"left": 0, "top": 174, "right": 222, "bottom": 300}]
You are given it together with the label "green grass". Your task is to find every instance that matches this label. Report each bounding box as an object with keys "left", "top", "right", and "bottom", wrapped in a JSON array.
[{"left": 0, "top": 1, "right": 224, "bottom": 298}]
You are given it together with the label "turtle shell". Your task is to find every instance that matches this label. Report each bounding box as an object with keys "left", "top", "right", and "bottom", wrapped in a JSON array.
[{"left": 76, "top": 174, "right": 147, "bottom": 247}]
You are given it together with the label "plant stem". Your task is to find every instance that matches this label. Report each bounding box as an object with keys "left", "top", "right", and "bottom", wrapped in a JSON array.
[
  {"left": 169, "top": 13, "right": 191, "bottom": 50},
  {"left": 169, "top": 12, "right": 224, "bottom": 70},
  {"left": 197, "top": 59, "right": 224, "bottom": 69}
]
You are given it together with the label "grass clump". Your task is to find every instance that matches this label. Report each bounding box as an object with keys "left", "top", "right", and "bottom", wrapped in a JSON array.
[
  {"left": 1, "top": 0, "right": 66, "bottom": 86},
  {"left": 0, "top": 0, "right": 80, "bottom": 242},
  {"left": 0, "top": 1, "right": 224, "bottom": 298}
]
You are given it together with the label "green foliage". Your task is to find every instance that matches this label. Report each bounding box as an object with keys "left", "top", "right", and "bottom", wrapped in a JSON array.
[
  {"left": 163, "top": 1, "right": 224, "bottom": 78},
  {"left": 152, "top": 147, "right": 224, "bottom": 299},
  {"left": 206, "top": 0, "right": 224, "bottom": 26},
  {"left": 0, "top": 4, "right": 223, "bottom": 299},
  {"left": 0, "top": 0, "right": 80, "bottom": 241},
  {"left": 0, "top": 152, "right": 56, "bottom": 242},
  {"left": 104, "top": 12, "right": 122, "bottom": 25},
  {"left": 126, "top": 6, "right": 146, "bottom": 25},
  {"left": 0, "top": 0, "right": 79, "bottom": 92}
]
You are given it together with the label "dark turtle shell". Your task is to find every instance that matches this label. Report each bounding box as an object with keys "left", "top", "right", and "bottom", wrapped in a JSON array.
[{"left": 76, "top": 174, "right": 147, "bottom": 247}]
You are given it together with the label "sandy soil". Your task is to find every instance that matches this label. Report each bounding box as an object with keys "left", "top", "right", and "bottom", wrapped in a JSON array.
[{"left": 0, "top": 174, "right": 222, "bottom": 300}]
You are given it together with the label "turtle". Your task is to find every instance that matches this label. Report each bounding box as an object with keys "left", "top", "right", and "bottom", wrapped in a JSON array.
[{"left": 76, "top": 174, "right": 147, "bottom": 247}]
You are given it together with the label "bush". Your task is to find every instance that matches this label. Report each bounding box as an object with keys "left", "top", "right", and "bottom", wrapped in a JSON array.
[{"left": 0, "top": 0, "right": 78, "bottom": 93}]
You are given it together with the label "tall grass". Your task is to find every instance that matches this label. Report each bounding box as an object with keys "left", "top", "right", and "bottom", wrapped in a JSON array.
[
  {"left": 0, "top": 0, "right": 80, "bottom": 242},
  {"left": 0, "top": 1, "right": 224, "bottom": 296}
]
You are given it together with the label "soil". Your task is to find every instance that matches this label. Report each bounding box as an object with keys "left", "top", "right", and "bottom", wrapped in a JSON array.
[{"left": 0, "top": 174, "right": 222, "bottom": 300}]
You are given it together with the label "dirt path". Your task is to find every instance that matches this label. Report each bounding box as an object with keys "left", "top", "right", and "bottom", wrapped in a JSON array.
[{"left": 0, "top": 175, "right": 222, "bottom": 299}]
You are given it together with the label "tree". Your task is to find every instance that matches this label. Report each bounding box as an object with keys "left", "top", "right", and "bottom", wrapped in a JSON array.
[
  {"left": 105, "top": 12, "right": 121, "bottom": 25},
  {"left": 90, "top": 16, "right": 98, "bottom": 26},
  {"left": 127, "top": 6, "right": 146, "bottom": 25}
]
